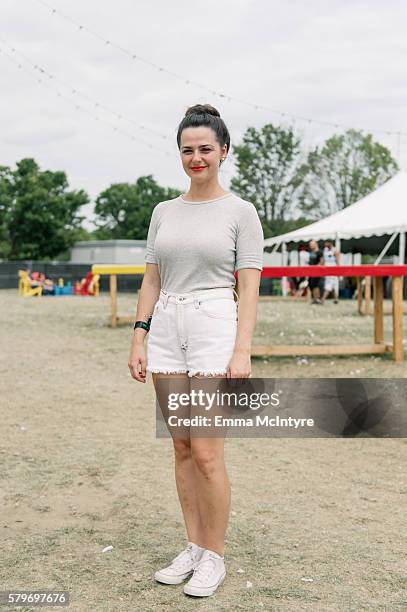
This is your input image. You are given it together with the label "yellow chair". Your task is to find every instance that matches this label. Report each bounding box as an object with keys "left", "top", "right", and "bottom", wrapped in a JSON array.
[
  {"left": 18, "top": 270, "right": 26, "bottom": 295},
  {"left": 18, "top": 270, "right": 43, "bottom": 297}
]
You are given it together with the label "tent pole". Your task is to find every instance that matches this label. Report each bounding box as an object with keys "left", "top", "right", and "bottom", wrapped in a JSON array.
[
  {"left": 282, "top": 242, "right": 288, "bottom": 297},
  {"left": 335, "top": 233, "right": 341, "bottom": 253},
  {"left": 399, "top": 231, "right": 406, "bottom": 264},
  {"left": 374, "top": 232, "right": 398, "bottom": 265}
]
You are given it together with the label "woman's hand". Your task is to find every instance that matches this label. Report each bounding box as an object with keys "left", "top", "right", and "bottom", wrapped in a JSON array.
[
  {"left": 128, "top": 340, "right": 147, "bottom": 383},
  {"left": 226, "top": 348, "right": 251, "bottom": 379}
]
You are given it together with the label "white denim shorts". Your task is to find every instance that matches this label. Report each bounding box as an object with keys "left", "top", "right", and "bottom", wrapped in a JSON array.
[
  {"left": 324, "top": 276, "right": 339, "bottom": 293},
  {"left": 146, "top": 287, "right": 238, "bottom": 377}
]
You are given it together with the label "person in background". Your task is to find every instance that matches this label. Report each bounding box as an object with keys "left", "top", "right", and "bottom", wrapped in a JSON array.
[
  {"left": 42, "top": 277, "right": 55, "bottom": 295},
  {"left": 294, "top": 244, "right": 310, "bottom": 298},
  {"left": 29, "top": 271, "right": 41, "bottom": 287},
  {"left": 299, "top": 244, "right": 310, "bottom": 267},
  {"left": 308, "top": 239, "right": 324, "bottom": 304},
  {"left": 322, "top": 240, "right": 340, "bottom": 304}
]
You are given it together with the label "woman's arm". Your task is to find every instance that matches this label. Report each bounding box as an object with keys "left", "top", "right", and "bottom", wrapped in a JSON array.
[
  {"left": 128, "top": 263, "right": 161, "bottom": 383},
  {"left": 227, "top": 268, "right": 261, "bottom": 378}
]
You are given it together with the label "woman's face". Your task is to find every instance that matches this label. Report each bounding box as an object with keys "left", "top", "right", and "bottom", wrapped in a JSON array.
[{"left": 180, "top": 126, "right": 227, "bottom": 182}]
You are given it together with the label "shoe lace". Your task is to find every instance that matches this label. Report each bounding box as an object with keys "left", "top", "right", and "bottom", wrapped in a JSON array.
[
  {"left": 170, "top": 544, "right": 195, "bottom": 569},
  {"left": 192, "top": 554, "right": 217, "bottom": 582}
]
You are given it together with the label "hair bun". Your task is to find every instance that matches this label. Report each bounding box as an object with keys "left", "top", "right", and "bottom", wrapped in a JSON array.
[{"left": 185, "top": 104, "right": 220, "bottom": 118}]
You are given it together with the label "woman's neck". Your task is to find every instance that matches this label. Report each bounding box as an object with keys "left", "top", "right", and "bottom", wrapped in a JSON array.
[{"left": 183, "top": 180, "right": 229, "bottom": 202}]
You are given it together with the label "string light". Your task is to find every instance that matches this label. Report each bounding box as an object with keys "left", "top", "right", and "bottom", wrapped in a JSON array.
[
  {"left": 0, "top": 37, "right": 172, "bottom": 143},
  {"left": 0, "top": 45, "right": 173, "bottom": 157},
  {"left": 33, "top": 0, "right": 407, "bottom": 138}
]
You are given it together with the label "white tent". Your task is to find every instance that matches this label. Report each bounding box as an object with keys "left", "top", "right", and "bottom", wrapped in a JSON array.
[{"left": 264, "top": 171, "right": 407, "bottom": 262}]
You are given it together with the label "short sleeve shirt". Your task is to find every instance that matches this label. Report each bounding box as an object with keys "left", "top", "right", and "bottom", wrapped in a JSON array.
[
  {"left": 308, "top": 249, "right": 323, "bottom": 266},
  {"left": 145, "top": 193, "right": 264, "bottom": 293}
]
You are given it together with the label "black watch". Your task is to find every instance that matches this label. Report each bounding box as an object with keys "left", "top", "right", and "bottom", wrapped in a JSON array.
[{"left": 134, "top": 316, "right": 152, "bottom": 332}]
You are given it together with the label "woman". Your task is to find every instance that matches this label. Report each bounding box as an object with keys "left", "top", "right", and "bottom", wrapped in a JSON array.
[{"left": 128, "top": 104, "right": 263, "bottom": 597}]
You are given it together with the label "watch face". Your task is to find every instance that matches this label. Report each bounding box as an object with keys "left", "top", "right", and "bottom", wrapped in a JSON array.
[{"left": 135, "top": 321, "right": 149, "bottom": 330}]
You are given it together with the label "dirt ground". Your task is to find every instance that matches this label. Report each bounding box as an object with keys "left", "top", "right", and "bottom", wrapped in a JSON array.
[{"left": 1, "top": 290, "right": 406, "bottom": 611}]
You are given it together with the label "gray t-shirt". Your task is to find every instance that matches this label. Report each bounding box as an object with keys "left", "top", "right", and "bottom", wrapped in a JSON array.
[{"left": 145, "top": 192, "right": 264, "bottom": 293}]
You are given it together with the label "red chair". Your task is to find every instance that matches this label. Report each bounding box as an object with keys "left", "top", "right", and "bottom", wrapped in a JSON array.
[{"left": 75, "top": 272, "right": 99, "bottom": 296}]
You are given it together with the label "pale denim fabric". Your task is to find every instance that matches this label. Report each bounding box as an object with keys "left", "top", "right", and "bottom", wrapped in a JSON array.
[{"left": 147, "top": 288, "right": 238, "bottom": 377}]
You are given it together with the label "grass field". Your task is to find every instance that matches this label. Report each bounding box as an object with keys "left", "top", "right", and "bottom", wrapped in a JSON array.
[{"left": 1, "top": 290, "right": 406, "bottom": 611}]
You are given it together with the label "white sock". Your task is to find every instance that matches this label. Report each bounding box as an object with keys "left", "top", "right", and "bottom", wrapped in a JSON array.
[
  {"left": 204, "top": 548, "right": 224, "bottom": 560},
  {"left": 188, "top": 541, "right": 204, "bottom": 555}
]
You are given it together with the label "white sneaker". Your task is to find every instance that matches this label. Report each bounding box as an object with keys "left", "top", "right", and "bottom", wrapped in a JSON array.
[
  {"left": 154, "top": 542, "right": 204, "bottom": 585},
  {"left": 183, "top": 549, "right": 226, "bottom": 597}
]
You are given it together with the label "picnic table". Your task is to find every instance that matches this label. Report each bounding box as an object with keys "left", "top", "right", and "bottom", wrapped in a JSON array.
[{"left": 92, "top": 263, "right": 406, "bottom": 363}]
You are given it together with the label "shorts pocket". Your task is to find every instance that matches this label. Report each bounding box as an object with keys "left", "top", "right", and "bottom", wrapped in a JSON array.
[
  {"left": 150, "top": 299, "right": 168, "bottom": 334},
  {"left": 151, "top": 299, "right": 165, "bottom": 326},
  {"left": 198, "top": 298, "right": 237, "bottom": 320}
]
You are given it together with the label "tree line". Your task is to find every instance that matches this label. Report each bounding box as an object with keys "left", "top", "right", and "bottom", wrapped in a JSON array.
[{"left": 0, "top": 127, "right": 398, "bottom": 260}]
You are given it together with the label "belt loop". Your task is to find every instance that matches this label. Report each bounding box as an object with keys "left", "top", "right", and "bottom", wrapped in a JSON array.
[{"left": 162, "top": 293, "right": 169, "bottom": 309}]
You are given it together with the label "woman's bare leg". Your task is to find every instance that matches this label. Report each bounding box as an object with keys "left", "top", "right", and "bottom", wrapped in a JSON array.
[
  {"left": 172, "top": 437, "right": 205, "bottom": 546},
  {"left": 152, "top": 373, "right": 204, "bottom": 547},
  {"left": 188, "top": 374, "right": 231, "bottom": 556},
  {"left": 190, "top": 435, "right": 230, "bottom": 556}
]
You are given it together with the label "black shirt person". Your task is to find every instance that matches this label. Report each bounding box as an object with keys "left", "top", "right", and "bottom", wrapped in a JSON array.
[{"left": 308, "top": 239, "right": 324, "bottom": 304}]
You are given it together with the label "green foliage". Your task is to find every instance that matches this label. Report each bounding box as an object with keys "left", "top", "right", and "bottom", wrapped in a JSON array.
[
  {"left": 297, "top": 129, "right": 399, "bottom": 218},
  {"left": 230, "top": 124, "right": 303, "bottom": 236},
  {"left": 0, "top": 165, "right": 13, "bottom": 258},
  {"left": 0, "top": 158, "right": 89, "bottom": 260},
  {"left": 94, "top": 176, "right": 181, "bottom": 239},
  {"left": 271, "top": 216, "right": 313, "bottom": 238}
]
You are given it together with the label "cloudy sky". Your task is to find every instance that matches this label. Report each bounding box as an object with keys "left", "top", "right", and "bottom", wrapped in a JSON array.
[{"left": 1, "top": 0, "right": 407, "bottom": 227}]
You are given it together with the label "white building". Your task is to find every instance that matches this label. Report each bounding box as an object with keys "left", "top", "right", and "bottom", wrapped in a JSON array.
[
  {"left": 71, "top": 240, "right": 289, "bottom": 267},
  {"left": 70, "top": 240, "right": 147, "bottom": 264},
  {"left": 70, "top": 239, "right": 361, "bottom": 267}
]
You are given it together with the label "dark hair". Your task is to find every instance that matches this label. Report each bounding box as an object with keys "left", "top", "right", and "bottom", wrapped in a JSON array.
[{"left": 176, "top": 104, "right": 231, "bottom": 156}]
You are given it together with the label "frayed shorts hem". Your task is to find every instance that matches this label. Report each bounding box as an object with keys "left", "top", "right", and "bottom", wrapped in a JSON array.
[
  {"left": 147, "top": 367, "right": 188, "bottom": 375},
  {"left": 188, "top": 369, "right": 228, "bottom": 378},
  {"left": 147, "top": 367, "right": 227, "bottom": 378}
]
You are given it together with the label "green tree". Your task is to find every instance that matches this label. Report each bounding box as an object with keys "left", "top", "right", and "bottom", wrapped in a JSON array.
[
  {"left": 0, "top": 165, "right": 13, "bottom": 258},
  {"left": 298, "top": 129, "right": 399, "bottom": 219},
  {"left": 230, "top": 124, "right": 303, "bottom": 236},
  {"left": 94, "top": 175, "right": 181, "bottom": 239},
  {"left": 0, "top": 158, "right": 89, "bottom": 260}
]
